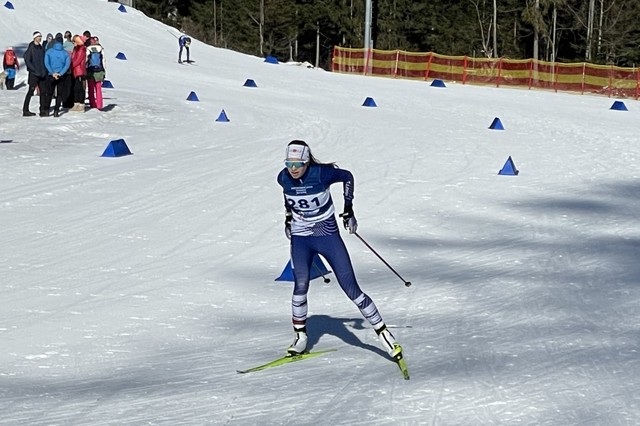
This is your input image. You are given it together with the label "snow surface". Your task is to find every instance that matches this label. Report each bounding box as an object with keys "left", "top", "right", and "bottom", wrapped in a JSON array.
[{"left": 2, "top": 1, "right": 640, "bottom": 425}]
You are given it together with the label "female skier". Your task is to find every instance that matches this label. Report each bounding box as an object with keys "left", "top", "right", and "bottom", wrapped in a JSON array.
[{"left": 277, "top": 140, "right": 403, "bottom": 360}]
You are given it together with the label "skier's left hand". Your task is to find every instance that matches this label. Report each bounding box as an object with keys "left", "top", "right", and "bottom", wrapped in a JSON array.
[
  {"left": 284, "top": 212, "right": 292, "bottom": 240},
  {"left": 341, "top": 205, "right": 358, "bottom": 234}
]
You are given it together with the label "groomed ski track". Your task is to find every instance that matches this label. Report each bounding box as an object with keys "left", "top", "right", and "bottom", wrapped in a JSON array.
[{"left": 1, "top": 1, "right": 640, "bottom": 425}]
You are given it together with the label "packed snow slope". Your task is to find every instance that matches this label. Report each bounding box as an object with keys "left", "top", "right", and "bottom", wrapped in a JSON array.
[{"left": 1, "top": 0, "right": 640, "bottom": 425}]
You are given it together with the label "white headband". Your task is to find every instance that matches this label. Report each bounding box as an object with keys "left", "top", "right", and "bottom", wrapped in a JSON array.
[{"left": 286, "top": 144, "right": 309, "bottom": 161}]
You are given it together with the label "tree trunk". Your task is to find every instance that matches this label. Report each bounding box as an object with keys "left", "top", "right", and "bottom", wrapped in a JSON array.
[
  {"left": 315, "top": 22, "right": 320, "bottom": 68},
  {"left": 533, "top": 0, "right": 540, "bottom": 62},
  {"left": 551, "top": 3, "right": 557, "bottom": 64},
  {"left": 213, "top": 0, "right": 217, "bottom": 45},
  {"left": 597, "top": 0, "right": 604, "bottom": 57},
  {"left": 259, "top": 0, "right": 264, "bottom": 56},
  {"left": 492, "top": 0, "right": 498, "bottom": 58},
  {"left": 586, "top": 0, "right": 595, "bottom": 60}
]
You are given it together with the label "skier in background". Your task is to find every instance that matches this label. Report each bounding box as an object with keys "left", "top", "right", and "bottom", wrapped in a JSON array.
[
  {"left": 276, "top": 140, "right": 404, "bottom": 361},
  {"left": 178, "top": 34, "right": 191, "bottom": 63}
]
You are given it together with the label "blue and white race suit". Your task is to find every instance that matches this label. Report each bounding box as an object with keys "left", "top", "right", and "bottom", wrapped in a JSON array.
[
  {"left": 178, "top": 35, "right": 191, "bottom": 62},
  {"left": 277, "top": 163, "right": 383, "bottom": 327}
]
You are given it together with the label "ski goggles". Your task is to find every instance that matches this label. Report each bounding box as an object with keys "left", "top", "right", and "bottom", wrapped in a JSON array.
[{"left": 284, "top": 160, "right": 307, "bottom": 169}]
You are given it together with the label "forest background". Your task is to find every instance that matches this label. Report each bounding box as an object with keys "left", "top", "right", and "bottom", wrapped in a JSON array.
[{"left": 134, "top": 0, "right": 640, "bottom": 70}]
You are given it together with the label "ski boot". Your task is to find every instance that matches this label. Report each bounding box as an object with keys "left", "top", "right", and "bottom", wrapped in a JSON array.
[
  {"left": 375, "top": 323, "right": 403, "bottom": 360},
  {"left": 287, "top": 326, "right": 308, "bottom": 356}
]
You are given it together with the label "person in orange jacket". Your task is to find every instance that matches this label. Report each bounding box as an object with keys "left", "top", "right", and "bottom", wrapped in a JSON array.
[{"left": 2, "top": 46, "right": 20, "bottom": 90}]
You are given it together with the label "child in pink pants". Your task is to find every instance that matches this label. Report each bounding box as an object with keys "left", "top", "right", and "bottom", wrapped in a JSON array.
[
  {"left": 87, "top": 79, "right": 103, "bottom": 109},
  {"left": 86, "top": 36, "right": 105, "bottom": 110}
]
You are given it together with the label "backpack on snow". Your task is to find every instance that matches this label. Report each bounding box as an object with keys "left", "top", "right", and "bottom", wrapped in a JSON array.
[{"left": 87, "top": 49, "right": 104, "bottom": 72}]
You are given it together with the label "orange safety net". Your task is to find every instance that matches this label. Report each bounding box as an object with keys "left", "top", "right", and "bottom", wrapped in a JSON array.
[{"left": 332, "top": 46, "right": 640, "bottom": 99}]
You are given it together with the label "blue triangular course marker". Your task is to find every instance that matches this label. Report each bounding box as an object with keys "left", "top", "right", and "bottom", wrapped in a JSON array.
[
  {"left": 610, "top": 100, "right": 628, "bottom": 111},
  {"left": 264, "top": 56, "right": 279, "bottom": 64},
  {"left": 4, "top": 1, "right": 14, "bottom": 9},
  {"left": 498, "top": 156, "right": 519, "bottom": 175},
  {"left": 115, "top": 52, "right": 127, "bottom": 60},
  {"left": 275, "top": 254, "right": 332, "bottom": 282},
  {"left": 186, "top": 91, "right": 199, "bottom": 101},
  {"left": 489, "top": 117, "right": 504, "bottom": 130},
  {"left": 362, "top": 97, "right": 377, "bottom": 107},
  {"left": 101, "top": 139, "right": 133, "bottom": 157},
  {"left": 431, "top": 79, "right": 446, "bottom": 87},
  {"left": 102, "top": 80, "right": 114, "bottom": 89},
  {"left": 243, "top": 79, "right": 257, "bottom": 87},
  {"left": 118, "top": 4, "right": 127, "bottom": 12},
  {"left": 216, "top": 109, "right": 229, "bottom": 122}
]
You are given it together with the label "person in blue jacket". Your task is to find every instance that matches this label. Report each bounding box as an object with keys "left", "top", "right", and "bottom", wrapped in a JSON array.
[
  {"left": 178, "top": 35, "right": 191, "bottom": 63},
  {"left": 43, "top": 33, "right": 71, "bottom": 117},
  {"left": 277, "top": 140, "right": 403, "bottom": 360}
]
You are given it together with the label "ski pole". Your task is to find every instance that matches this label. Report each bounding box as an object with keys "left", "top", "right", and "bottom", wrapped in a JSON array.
[
  {"left": 353, "top": 231, "right": 412, "bottom": 287},
  {"left": 313, "top": 262, "right": 331, "bottom": 283}
]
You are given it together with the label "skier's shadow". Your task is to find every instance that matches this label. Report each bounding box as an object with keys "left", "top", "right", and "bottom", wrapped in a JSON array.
[{"left": 306, "top": 314, "right": 387, "bottom": 358}]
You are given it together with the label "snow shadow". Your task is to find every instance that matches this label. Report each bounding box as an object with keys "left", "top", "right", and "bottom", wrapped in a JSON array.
[
  {"left": 306, "top": 314, "right": 387, "bottom": 358},
  {"left": 367, "top": 180, "right": 640, "bottom": 301},
  {"left": 354, "top": 180, "right": 640, "bottom": 390}
]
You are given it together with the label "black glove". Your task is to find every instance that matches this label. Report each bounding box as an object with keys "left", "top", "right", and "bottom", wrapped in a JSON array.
[
  {"left": 284, "top": 212, "right": 292, "bottom": 240},
  {"left": 341, "top": 205, "right": 358, "bottom": 234}
]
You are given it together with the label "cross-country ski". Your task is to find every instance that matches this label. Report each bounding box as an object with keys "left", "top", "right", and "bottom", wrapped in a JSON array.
[{"left": 237, "top": 349, "right": 337, "bottom": 374}]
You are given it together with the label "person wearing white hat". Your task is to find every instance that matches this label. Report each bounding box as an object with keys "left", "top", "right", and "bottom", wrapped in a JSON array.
[
  {"left": 22, "top": 31, "right": 47, "bottom": 116},
  {"left": 276, "top": 140, "right": 404, "bottom": 362}
]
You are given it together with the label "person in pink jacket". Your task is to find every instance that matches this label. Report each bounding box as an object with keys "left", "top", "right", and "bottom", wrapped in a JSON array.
[{"left": 69, "top": 35, "right": 86, "bottom": 112}]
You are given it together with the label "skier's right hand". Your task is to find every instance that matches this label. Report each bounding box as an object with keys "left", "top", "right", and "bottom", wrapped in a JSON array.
[
  {"left": 284, "top": 212, "right": 292, "bottom": 240},
  {"left": 341, "top": 205, "right": 358, "bottom": 234}
]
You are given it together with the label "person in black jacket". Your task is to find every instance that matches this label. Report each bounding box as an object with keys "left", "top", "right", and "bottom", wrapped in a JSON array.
[{"left": 22, "top": 31, "right": 47, "bottom": 117}]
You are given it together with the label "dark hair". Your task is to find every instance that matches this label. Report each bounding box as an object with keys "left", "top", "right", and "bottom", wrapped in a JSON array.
[
  {"left": 288, "top": 140, "right": 336, "bottom": 167},
  {"left": 83, "top": 30, "right": 91, "bottom": 38}
]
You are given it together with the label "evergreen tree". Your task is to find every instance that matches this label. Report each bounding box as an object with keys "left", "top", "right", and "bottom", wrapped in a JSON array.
[{"left": 134, "top": 0, "right": 640, "bottom": 68}]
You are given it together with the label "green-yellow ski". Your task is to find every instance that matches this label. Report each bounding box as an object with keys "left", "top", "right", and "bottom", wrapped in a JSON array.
[
  {"left": 396, "top": 356, "right": 410, "bottom": 380},
  {"left": 237, "top": 349, "right": 337, "bottom": 374},
  {"left": 393, "top": 344, "right": 410, "bottom": 380}
]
